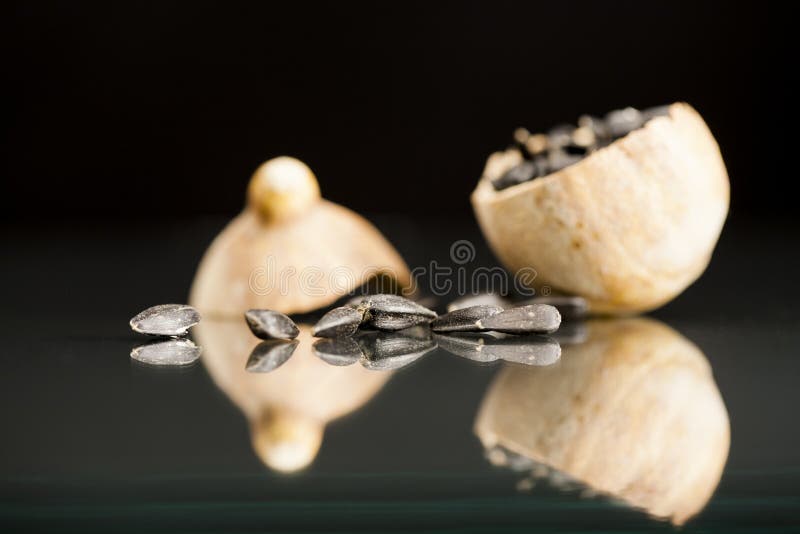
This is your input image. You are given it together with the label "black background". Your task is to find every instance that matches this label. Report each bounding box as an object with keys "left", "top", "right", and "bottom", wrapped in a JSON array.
[{"left": 1, "top": 1, "right": 789, "bottom": 222}]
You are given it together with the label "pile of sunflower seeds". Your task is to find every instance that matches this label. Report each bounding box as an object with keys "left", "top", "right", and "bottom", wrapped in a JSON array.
[
  {"left": 313, "top": 294, "right": 561, "bottom": 339},
  {"left": 491, "top": 105, "right": 671, "bottom": 191},
  {"left": 129, "top": 292, "right": 583, "bottom": 371},
  {"left": 129, "top": 304, "right": 203, "bottom": 366}
]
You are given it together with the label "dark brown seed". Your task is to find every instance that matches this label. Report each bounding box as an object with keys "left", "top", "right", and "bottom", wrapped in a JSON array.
[
  {"left": 547, "top": 124, "right": 575, "bottom": 148},
  {"left": 245, "top": 340, "right": 298, "bottom": 373},
  {"left": 604, "top": 107, "right": 643, "bottom": 138},
  {"left": 431, "top": 305, "right": 504, "bottom": 333},
  {"left": 516, "top": 295, "right": 588, "bottom": 320},
  {"left": 524, "top": 133, "right": 549, "bottom": 156},
  {"left": 244, "top": 309, "right": 299, "bottom": 340},
  {"left": 577, "top": 114, "right": 610, "bottom": 140},
  {"left": 491, "top": 161, "right": 539, "bottom": 191},
  {"left": 129, "top": 304, "right": 201, "bottom": 336},
  {"left": 312, "top": 337, "right": 362, "bottom": 366},
  {"left": 477, "top": 304, "right": 561, "bottom": 334},
  {"left": 547, "top": 149, "right": 583, "bottom": 173},
  {"left": 313, "top": 306, "right": 363, "bottom": 338},
  {"left": 434, "top": 333, "right": 561, "bottom": 366}
]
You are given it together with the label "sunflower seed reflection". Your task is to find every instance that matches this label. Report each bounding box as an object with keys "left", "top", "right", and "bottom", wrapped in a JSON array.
[
  {"left": 312, "top": 337, "right": 362, "bottom": 366},
  {"left": 434, "top": 332, "right": 560, "bottom": 366},
  {"left": 245, "top": 339, "right": 299, "bottom": 373},
  {"left": 130, "top": 338, "right": 202, "bottom": 366}
]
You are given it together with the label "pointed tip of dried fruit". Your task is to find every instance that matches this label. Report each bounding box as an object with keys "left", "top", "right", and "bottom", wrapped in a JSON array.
[{"left": 245, "top": 309, "right": 300, "bottom": 340}]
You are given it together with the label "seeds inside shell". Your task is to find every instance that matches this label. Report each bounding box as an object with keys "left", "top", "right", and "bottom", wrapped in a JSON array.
[
  {"left": 245, "top": 309, "right": 300, "bottom": 340},
  {"left": 312, "top": 337, "right": 363, "bottom": 366},
  {"left": 491, "top": 105, "right": 674, "bottom": 192},
  {"left": 130, "top": 338, "right": 202, "bottom": 366},
  {"left": 312, "top": 306, "right": 364, "bottom": 338},
  {"left": 129, "top": 304, "right": 201, "bottom": 337},
  {"left": 245, "top": 340, "right": 299, "bottom": 373},
  {"left": 477, "top": 304, "right": 561, "bottom": 334},
  {"left": 431, "top": 305, "right": 504, "bottom": 333}
]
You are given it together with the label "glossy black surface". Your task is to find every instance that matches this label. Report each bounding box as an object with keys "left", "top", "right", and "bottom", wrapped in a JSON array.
[{"left": 1, "top": 216, "right": 799, "bottom": 533}]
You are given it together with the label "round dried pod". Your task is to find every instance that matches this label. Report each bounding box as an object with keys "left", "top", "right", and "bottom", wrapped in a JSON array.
[
  {"left": 471, "top": 103, "right": 729, "bottom": 313},
  {"left": 474, "top": 318, "right": 729, "bottom": 525},
  {"left": 194, "top": 319, "right": 391, "bottom": 473},
  {"left": 190, "top": 156, "right": 411, "bottom": 317}
]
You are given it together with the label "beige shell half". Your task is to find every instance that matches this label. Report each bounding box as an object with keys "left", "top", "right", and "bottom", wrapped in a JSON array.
[
  {"left": 474, "top": 318, "right": 730, "bottom": 525},
  {"left": 194, "top": 319, "right": 391, "bottom": 472},
  {"left": 190, "top": 157, "right": 411, "bottom": 317},
  {"left": 471, "top": 103, "right": 729, "bottom": 313}
]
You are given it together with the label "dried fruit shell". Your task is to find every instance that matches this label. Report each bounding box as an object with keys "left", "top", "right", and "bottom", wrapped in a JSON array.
[
  {"left": 190, "top": 157, "right": 411, "bottom": 317},
  {"left": 471, "top": 103, "right": 729, "bottom": 313}
]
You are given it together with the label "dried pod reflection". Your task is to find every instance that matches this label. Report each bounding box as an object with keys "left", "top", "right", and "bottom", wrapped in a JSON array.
[
  {"left": 193, "top": 319, "right": 390, "bottom": 473},
  {"left": 474, "top": 318, "right": 730, "bottom": 525}
]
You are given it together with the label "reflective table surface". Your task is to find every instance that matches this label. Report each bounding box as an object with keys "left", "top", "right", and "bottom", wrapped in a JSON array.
[{"left": 1, "top": 216, "right": 798, "bottom": 533}]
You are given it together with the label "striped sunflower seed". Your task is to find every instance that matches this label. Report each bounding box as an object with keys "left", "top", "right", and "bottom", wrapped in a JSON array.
[
  {"left": 477, "top": 304, "right": 561, "bottom": 334},
  {"left": 349, "top": 294, "right": 437, "bottom": 332},
  {"left": 431, "top": 305, "right": 504, "bottom": 333},
  {"left": 130, "top": 338, "right": 202, "bottom": 366},
  {"left": 129, "top": 304, "right": 201, "bottom": 337},
  {"left": 313, "top": 306, "right": 364, "bottom": 338},
  {"left": 245, "top": 340, "right": 298, "bottom": 373},
  {"left": 244, "top": 309, "right": 299, "bottom": 340}
]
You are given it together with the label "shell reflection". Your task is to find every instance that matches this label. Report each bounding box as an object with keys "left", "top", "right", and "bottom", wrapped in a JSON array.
[
  {"left": 474, "top": 318, "right": 730, "bottom": 525},
  {"left": 194, "top": 319, "right": 390, "bottom": 473}
]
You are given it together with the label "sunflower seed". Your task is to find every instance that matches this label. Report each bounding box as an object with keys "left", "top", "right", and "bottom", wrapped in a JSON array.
[
  {"left": 349, "top": 294, "right": 437, "bottom": 332},
  {"left": 524, "top": 133, "right": 549, "bottom": 156},
  {"left": 244, "top": 309, "right": 299, "bottom": 340},
  {"left": 434, "top": 333, "right": 560, "bottom": 365},
  {"left": 130, "top": 338, "right": 202, "bottom": 366},
  {"left": 516, "top": 295, "right": 588, "bottom": 320},
  {"left": 491, "top": 161, "right": 540, "bottom": 191},
  {"left": 358, "top": 328, "right": 436, "bottom": 371},
  {"left": 604, "top": 106, "right": 643, "bottom": 138},
  {"left": 312, "top": 337, "right": 362, "bottom": 366},
  {"left": 577, "top": 114, "right": 610, "bottom": 140},
  {"left": 547, "top": 124, "right": 575, "bottom": 148},
  {"left": 446, "top": 293, "right": 508, "bottom": 312},
  {"left": 312, "top": 306, "right": 363, "bottom": 338},
  {"left": 129, "top": 304, "right": 201, "bottom": 336},
  {"left": 245, "top": 340, "right": 298, "bottom": 372},
  {"left": 477, "top": 304, "right": 561, "bottom": 334},
  {"left": 512, "top": 127, "right": 530, "bottom": 146},
  {"left": 547, "top": 149, "right": 583, "bottom": 173},
  {"left": 431, "top": 305, "right": 504, "bottom": 333}
]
